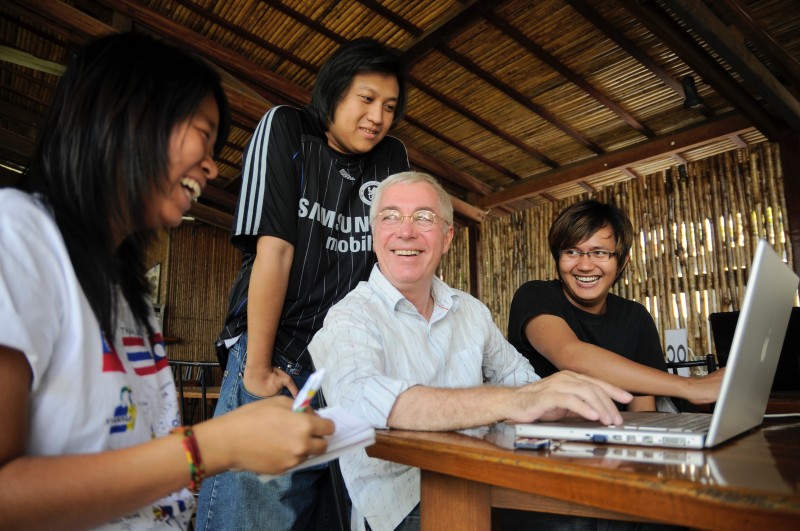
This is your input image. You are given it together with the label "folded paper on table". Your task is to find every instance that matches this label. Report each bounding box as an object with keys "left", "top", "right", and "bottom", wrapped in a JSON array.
[{"left": 258, "top": 405, "right": 375, "bottom": 482}]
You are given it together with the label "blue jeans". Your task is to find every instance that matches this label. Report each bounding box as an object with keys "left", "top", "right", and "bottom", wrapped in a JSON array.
[{"left": 196, "top": 333, "right": 336, "bottom": 530}]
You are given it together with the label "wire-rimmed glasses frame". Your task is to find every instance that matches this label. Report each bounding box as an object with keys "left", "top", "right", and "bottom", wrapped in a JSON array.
[
  {"left": 559, "top": 249, "right": 617, "bottom": 263},
  {"left": 376, "top": 209, "right": 444, "bottom": 232}
]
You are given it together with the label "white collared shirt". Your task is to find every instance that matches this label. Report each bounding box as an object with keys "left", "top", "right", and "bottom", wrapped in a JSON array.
[{"left": 309, "top": 265, "right": 539, "bottom": 531}]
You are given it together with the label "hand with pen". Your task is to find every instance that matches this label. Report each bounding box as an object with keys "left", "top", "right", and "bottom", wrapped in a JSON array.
[{"left": 196, "top": 371, "right": 333, "bottom": 475}]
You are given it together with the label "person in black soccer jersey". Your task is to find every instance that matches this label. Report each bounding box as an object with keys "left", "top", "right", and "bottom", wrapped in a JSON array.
[{"left": 196, "top": 38, "right": 410, "bottom": 531}]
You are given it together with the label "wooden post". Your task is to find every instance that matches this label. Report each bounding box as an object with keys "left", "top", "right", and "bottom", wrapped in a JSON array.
[
  {"left": 779, "top": 133, "right": 800, "bottom": 275},
  {"left": 469, "top": 221, "right": 483, "bottom": 300}
]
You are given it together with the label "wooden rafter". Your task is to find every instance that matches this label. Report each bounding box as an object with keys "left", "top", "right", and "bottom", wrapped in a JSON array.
[
  {"left": 621, "top": 0, "right": 784, "bottom": 139},
  {"left": 400, "top": 0, "right": 505, "bottom": 65},
  {"left": 485, "top": 12, "right": 655, "bottom": 138},
  {"left": 404, "top": 115, "right": 523, "bottom": 182},
  {"left": 565, "top": 0, "right": 714, "bottom": 119},
  {"left": 667, "top": 0, "right": 800, "bottom": 130},
  {"left": 436, "top": 44, "right": 604, "bottom": 154},
  {"left": 714, "top": 0, "right": 800, "bottom": 93},
  {"left": 477, "top": 112, "right": 754, "bottom": 208}
]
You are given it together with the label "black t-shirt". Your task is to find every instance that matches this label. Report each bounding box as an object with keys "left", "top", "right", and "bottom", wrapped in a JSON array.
[
  {"left": 508, "top": 279, "right": 667, "bottom": 378},
  {"left": 219, "top": 105, "right": 410, "bottom": 367}
]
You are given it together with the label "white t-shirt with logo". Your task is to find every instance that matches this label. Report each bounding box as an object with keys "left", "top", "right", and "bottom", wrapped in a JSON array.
[{"left": 0, "top": 189, "right": 193, "bottom": 530}]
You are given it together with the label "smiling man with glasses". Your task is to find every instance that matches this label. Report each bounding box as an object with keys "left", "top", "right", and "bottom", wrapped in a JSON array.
[
  {"left": 309, "top": 174, "right": 634, "bottom": 531},
  {"left": 508, "top": 199, "right": 723, "bottom": 414}
]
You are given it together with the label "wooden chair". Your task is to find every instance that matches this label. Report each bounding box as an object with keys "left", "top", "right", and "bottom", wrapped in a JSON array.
[{"left": 169, "top": 360, "right": 221, "bottom": 425}]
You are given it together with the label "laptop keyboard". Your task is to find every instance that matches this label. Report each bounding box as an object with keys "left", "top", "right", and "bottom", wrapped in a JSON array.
[{"left": 615, "top": 413, "right": 712, "bottom": 433}]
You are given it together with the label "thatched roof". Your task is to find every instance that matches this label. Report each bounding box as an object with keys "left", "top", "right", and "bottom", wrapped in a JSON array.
[{"left": 2, "top": 0, "right": 799, "bottom": 227}]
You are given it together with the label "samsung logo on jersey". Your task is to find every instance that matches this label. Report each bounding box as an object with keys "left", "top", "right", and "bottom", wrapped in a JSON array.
[
  {"left": 297, "top": 199, "right": 372, "bottom": 253},
  {"left": 298, "top": 199, "right": 374, "bottom": 253},
  {"left": 339, "top": 169, "right": 355, "bottom": 181},
  {"left": 298, "top": 199, "right": 371, "bottom": 232},
  {"left": 326, "top": 234, "right": 373, "bottom": 253}
]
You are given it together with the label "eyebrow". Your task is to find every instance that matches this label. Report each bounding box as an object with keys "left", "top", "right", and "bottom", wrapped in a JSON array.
[
  {"left": 197, "top": 111, "right": 218, "bottom": 132},
  {"left": 381, "top": 205, "right": 437, "bottom": 213},
  {"left": 354, "top": 85, "right": 398, "bottom": 102}
]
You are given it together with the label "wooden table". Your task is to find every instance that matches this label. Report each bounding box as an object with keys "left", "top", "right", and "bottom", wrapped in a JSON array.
[{"left": 367, "top": 418, "right": 800, "bottom": 530}]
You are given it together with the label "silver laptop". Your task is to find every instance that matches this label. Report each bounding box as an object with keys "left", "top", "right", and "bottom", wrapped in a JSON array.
[{"left": 516, "top": 239, "right": 799, "bottom": 449}]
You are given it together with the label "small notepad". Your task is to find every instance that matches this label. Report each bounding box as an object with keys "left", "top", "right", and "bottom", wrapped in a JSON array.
[{"left": 258, "top": 406, "right": 375, "bottom": 482}]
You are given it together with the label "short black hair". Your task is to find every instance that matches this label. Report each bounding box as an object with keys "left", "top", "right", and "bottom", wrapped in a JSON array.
[
  {"left": 548, "top": 199, "right": 634, "bottom": 277},
  {"left": 308, "top": 38, "right": 407, "bottom": 131}
]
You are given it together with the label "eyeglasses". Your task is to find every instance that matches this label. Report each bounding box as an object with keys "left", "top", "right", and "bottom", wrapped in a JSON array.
[
  {"left": 560, "top": 249, "right": 617, "bottom": 262},
  {"left": 377, "top": 209, "right": 443, "bottom": 232}
]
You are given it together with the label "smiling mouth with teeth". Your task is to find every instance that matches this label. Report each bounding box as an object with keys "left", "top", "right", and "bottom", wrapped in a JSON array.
[
  {"left": 394, "top": 250, "right": 420, "bottom": 256},
  {"left": 180, "top": 177, "right": 201, "bottom": 201},
  {"left": 574, "top": 275, "right": 600, "bottom": 283}
]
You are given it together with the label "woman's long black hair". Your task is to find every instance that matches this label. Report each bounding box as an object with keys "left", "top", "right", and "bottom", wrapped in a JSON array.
[{"left": 21, "top": 32, "right": 230, "bottom": 340}]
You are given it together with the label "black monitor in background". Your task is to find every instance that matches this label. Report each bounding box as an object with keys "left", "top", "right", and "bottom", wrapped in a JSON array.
[{"left": 709, "top": 307, "right": 800, "bottom": 392}]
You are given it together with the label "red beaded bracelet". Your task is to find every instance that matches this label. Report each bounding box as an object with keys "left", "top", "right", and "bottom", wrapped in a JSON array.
[{"left": 172, "top": 427, "right": 205, "bottom": 492}]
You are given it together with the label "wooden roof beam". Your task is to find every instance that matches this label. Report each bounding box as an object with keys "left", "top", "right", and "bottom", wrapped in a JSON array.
[
  {"left": 401, "top": 0, "right": 505, "bottom": 65},
  {"left": 485, "top": 12, "right": 655, "bottom": 138},
  {"left": 713, "top": 0, "right": 800, "bottom": 94},
  {"left": 171, "top": 0, "right": 320, "bottom": 74},
  {"left": 356, "top": 0, "right": 421, "bottom": 35},
  {"left": 477, "top": 112, "right": 753, "bottom": 208},
  {"left": 565, "top": 0, "right": 714, "bottom": 119},
  {"left": 405, "top": 144, "right": 493, "bottom": 197},
  {"left": 410, "top": 79, "right": 558, "bottom": 168},
  {"left": 729, "top": 134, "right": 747, "bottom": 148},
  {"left": 667, "top": 0, "right": 800, "bottom": 130},
  {"left": 436, "top": 45, "right": 605, "bottom": 155},
  {"left": 0, "top": 127, "right": 35, "bottom": 165},
  {"left": 405, "top": 116, "right": 523, "bottom": 181},
  {"left": 672, "top": 153, "right": 689, "bottom": 165},
  {"left": 621, "top": 0, "right": 784, "bottom": 140}
]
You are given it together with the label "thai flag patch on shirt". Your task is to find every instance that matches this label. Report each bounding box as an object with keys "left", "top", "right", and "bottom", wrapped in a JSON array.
[
  {"left": 102, "top": 332, "right": 126, "bottom": 373},
  {"left": 123, "top": 335, "right": 169, "bottom": 376}
]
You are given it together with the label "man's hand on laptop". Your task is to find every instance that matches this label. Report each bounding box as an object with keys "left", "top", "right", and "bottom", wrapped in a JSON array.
[{"left": 507, "top": 371, "right": 632, "bottom": 426}]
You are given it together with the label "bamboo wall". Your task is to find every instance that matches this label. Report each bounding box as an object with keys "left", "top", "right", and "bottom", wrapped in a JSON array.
[
  {"left": 455, "top": 142, "right": 795, "bottom": 360},
  {"left": 437, "top": 225, "right": 471, "bottom": 293},
  {"left": 146, "top": 222, "right": 240, "bottom": 363}
]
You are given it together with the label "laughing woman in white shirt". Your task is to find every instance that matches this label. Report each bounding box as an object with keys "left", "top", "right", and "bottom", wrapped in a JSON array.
[{"left": 0, "top": 32, "right": 332, "bottom": 530}]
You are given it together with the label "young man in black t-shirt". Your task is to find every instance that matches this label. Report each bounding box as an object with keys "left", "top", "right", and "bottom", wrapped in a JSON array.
[
  {"left": 197, "top": 39, "right": 410, "bottom": 531},
  {"left": 508, "top": 200, "right": 722, "bottom": 411}
]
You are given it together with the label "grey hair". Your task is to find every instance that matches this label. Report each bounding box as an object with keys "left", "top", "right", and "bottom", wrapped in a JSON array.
[{"left": 369, "top": 171, "right": 453, "bottom": 232}]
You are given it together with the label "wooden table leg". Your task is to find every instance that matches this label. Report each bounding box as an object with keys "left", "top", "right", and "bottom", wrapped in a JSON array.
[{"left": 420, "top": 470, "right": 490, "bottom": 531}]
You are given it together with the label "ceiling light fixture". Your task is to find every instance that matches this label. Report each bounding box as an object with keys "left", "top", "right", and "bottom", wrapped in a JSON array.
[{"left": 681, "top": 75, "right": 706, "bottom": 109}]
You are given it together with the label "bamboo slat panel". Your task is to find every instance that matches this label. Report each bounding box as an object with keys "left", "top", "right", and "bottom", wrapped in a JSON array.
[
  {"left": 438, "top": 225, "right": 471, "bottom": 294},
  {"left": 144, "top": 228, "right": 170, "bottom": 305},
  {"left": 479, "top": 141, "right": 795, "bottom": 360},
  {"left": 163, "top": 223, "right": 240, "bottom": 363}
]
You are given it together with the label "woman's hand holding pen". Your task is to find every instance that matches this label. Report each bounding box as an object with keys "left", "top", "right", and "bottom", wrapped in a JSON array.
[{"left": 193, "top": 396, "right": 334, "bottom": 476}]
